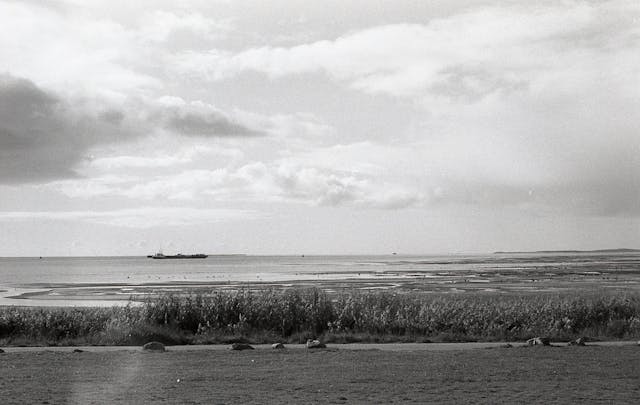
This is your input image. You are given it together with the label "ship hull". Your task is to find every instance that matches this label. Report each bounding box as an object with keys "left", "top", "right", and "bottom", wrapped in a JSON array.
[{"left": 148, "top": 254, "right": 208, "bottom": 259}]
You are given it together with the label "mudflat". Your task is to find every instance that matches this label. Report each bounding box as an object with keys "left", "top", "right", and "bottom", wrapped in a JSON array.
[
  {"left": 4, "top": 252, "right": 640, "bottom": 307},
  {"left": 1, "top": 345, "right": 639, "bottom": 404}
]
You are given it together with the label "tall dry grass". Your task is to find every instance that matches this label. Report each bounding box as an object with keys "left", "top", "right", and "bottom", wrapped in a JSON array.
[{"left": 2, "top": 289, "right": 640, "bottom": 345}]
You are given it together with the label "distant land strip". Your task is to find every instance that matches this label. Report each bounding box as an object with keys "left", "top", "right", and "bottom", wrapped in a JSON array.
[{"left": 494, "top": 248, "right": 640, "bottom": 254}]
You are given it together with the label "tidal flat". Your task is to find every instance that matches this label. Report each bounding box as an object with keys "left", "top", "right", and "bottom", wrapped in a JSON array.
[{"left": 2, "top": 252, "right": 640, "bottom": 306}]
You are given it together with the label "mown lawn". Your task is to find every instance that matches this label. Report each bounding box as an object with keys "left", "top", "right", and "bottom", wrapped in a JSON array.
[{"left": 1, "top": 345, "right": 639, "bottom": 404}]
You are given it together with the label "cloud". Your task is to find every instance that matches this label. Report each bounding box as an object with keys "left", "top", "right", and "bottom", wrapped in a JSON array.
[
  {"left": 0, "top": 2, "right": 230, "bottom": 102},
  {"left": 152, "top": 96, "right": 262, "bottom": 137},
  {"left": 47, "top": 127, "right": 640, "bottom": 216},
  {"left": 0, "top": 1, "right": 161, "bottom": 97},
  {"left": 138, "top": 10, "right": 233, "bottom": 47},
  {"left": 268, "top": 163, "right": 423, "bottom": 208},
  {"left": 0, "top": 74, "right": 127, "bottom": 183},
  {"left": 175, "top": 2, "right": 638, "bottom": 99},
  {"left": 169, "top": 1, "right": 640, "bottom": 216},
  {"left": 0, "top": 206, "right": 256, "bottom": 228},
  {"left": 0, "top": 75, "right": 268, "bottom": 183},
  {"left": 51, "top": 156, "right": 425, "bottom": 209}
]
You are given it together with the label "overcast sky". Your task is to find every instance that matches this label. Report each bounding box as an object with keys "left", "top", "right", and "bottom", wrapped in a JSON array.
[{"left": 0, "top": 0, "right": 638, "bottom": 256}]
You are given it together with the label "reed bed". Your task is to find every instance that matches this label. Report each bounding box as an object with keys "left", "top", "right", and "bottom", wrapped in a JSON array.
[{"left": 2, "top": 289, "right": 640, "bottom": 346}]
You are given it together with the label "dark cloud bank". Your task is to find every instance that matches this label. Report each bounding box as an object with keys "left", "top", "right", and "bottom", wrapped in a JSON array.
[
  {"left": 0, "top": 74, "right": 261, "bottom": 183},
  {"left": 159, "top": 104, "right": 261, "bottom": 137},
  {"left": 0, "top": 74, "right": 91, "bottom": 182}
]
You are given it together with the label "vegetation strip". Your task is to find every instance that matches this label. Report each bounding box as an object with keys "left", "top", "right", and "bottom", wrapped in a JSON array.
[{"left": 2, "top": 288, "right": 640, "bottom": 346}]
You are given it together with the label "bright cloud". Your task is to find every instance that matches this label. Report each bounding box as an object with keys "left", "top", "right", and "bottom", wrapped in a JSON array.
[
  {"left": 175, "top": 2, "right": 639, "bottom": 99},
  {"left": 168, "top": 1, "right": 640, "bottom": 215},
  {"left": 138, "top": 10, "right": 232, "bottom": 45},
  {"left": 51, "top": 157, "right": 424, "bottom": 209}
]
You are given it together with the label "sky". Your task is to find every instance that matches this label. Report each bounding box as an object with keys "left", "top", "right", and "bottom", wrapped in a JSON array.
[{"left": 0, "top": 0, "right": 638, "bottom": 256}]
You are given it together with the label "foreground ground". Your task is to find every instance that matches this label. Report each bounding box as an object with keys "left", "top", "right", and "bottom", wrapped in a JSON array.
[{"left": 1, "top": 344, "right": 639, "bottom": 404}]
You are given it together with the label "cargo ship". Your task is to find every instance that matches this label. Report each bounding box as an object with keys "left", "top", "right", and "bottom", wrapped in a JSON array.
[{"left": 147, "top": 253, "right": 208, "bottom": 259}]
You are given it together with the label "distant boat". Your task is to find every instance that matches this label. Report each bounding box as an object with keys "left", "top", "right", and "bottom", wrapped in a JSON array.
[{"left": 147, "top": 253, "right": 208, "bottom": 259}]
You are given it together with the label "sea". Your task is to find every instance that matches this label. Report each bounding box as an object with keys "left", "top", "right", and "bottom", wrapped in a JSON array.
[{"left": 1, "top": 252, "right": 639, "bottom": 307}]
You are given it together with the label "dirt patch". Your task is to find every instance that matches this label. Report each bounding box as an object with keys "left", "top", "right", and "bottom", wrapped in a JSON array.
[{"left": 1, "top": 346, "right": 639, "bottom": 403}]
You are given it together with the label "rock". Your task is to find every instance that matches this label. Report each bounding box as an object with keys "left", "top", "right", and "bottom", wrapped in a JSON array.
[
  {"left": 526, "top": 337, "right": 550, "bottom": 346},
  {"left": 231, "top": 343, "right": 254, "bottom": 351},
  {"left": 500, "top": 343, "right": 513, "bottom": 348},
  {"left": 568, "top": 337, "right": 587, "bottom": 346},
  {"left": 272, "top": 342, "right": 285, "bottom": 349},
  {"left": 0, "top": 348, "right": 4, "bottom": 353},
  {"left": 142, "top": 341, "right": 166, "bottom": 352},
  {"left": 306, "top": 339, "right": 326, "bottom": 349},
  {"left": 73, "top": 348, "right": 84, "bottom": 353}
]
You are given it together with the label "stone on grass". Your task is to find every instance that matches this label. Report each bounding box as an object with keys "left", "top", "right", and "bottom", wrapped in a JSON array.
[
  {"left": 231, "top": 343, "right": 254, "bottom": 351},
  {"left": 272, "top": 342, "right": 285, "bottom": 349},
  {"left": 73, "top": 348, "right": 84, "bottom": 353},
  {"left": 526, "top": 337, "right": 550, "bottom": 346},
  {"left": 568, "top": 337, "right": 587, "bottom": 346},
  {"left": 0, "top": 348, "right": 4, "bottom": 353},
  {"left": 142, "top": 341, "right": 166, "bottom": 352},
  {"left": 306, "top": 339, "right": 326, "bottom": 349}
]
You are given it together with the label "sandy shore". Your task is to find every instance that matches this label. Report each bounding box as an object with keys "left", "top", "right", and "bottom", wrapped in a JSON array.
[{"left": 0, "top": 286, "right": 134, "bottom": 307}]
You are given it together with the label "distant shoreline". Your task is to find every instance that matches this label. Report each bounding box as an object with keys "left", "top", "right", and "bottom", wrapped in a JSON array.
[
  {"left": 3, "top": 250, "right": 640, "bottom": 259},
  {"left": 494, "top": 248, "right": 640, "bottom": 254}
]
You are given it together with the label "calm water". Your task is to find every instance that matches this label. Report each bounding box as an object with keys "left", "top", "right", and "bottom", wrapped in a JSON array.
[
  {"left": 1, "top": 252, "right": 639, "bottom": 306},
  {"left": 0, "top": 254, "right": 492, "bottom": 286}
]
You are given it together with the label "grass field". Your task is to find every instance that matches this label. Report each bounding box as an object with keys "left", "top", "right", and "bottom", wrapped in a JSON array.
[{"left": 1, "top": 345, "right": 639, "bottom": 404}]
